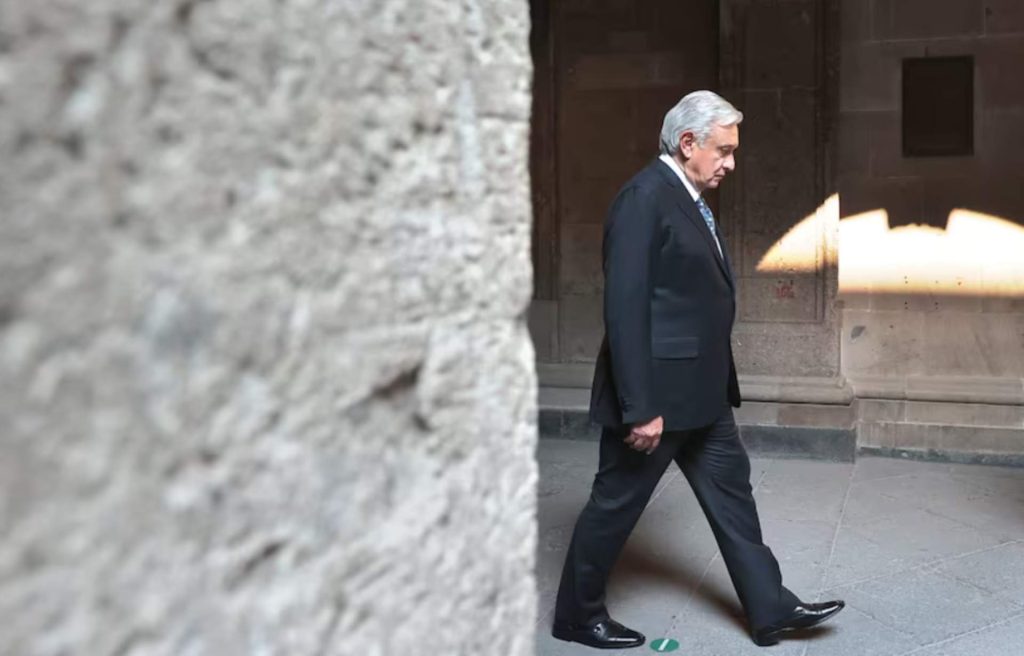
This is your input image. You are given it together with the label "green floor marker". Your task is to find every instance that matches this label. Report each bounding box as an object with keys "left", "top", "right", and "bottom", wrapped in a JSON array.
[{"left": 650, "top": 637, "right": 680, "bottom": 652}]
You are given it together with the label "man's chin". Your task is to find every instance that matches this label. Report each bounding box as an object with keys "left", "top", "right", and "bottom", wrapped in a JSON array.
[{"left": 706, "top": 178, "right": 722, "bottom": 188}]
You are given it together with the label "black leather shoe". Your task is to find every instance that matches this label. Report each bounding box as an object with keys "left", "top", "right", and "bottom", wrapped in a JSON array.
[
  {"left": 552, "top": 618, "right": 646, "bottom": 649},
  {"left": 752, "top": 600, "right": 845, "bottom": 646}
]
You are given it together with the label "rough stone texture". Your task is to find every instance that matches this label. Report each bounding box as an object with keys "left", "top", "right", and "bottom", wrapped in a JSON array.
[{"left": 0, "top": 1, "right": 537, "bottom": 655}]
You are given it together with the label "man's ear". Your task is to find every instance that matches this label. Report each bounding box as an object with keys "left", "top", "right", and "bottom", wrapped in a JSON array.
[{"left": 678, "top": 131, "right": 696, "bottom": 158}]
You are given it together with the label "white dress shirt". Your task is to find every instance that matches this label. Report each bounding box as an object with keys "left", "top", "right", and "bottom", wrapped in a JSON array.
[{"left": 658, "top": 154, "right": 723, "bottom": 256}]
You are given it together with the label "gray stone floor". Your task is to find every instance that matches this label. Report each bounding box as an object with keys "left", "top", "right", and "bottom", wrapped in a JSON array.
[{"left": 536, "top": 438, "right": 1024, "bottom": 656}]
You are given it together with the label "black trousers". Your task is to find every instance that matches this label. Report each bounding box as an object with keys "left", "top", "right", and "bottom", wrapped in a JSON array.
[{"left": 554, "top": 406, "right": 799, "bottom": 631}]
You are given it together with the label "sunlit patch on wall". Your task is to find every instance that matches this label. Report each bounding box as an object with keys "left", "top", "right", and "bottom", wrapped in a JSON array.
[
  {"left": 838, "top": 209, "right": 1024, "bottom": 297},
  {"left": 756, "top": 194, "right": 839, "bottom": 275}
]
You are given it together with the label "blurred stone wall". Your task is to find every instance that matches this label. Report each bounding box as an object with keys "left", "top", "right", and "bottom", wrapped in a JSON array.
[{"left": 0, "top": 1, "right": 537, "bottom": 654}]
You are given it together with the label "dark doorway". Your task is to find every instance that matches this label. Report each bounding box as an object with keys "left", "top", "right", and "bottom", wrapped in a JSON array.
[{"left": 529, "top": 0, "right": 720, "bottom": 362}]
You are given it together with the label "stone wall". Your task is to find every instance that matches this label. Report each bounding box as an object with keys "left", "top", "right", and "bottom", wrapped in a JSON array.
[
  {"left": 528, "top": 0, "right": 719, "bottom": 364},
  {"left": 530, "top": 0, "right": 843, "bottom": 381},
  {"left": 0, "top": 1, "right": 538, "bottom": 654},
  {"left": 532, "top": 1, "right": 1024, "bottom": 463},
  {"left": 838, "top": 0, "right": 1024, "bottom": 456},
  {"left": 720, "top": 0, "right": 842, "bottom": 382},
  {"left": 532, "top": 1, "right": 854, "bottom": 454}
]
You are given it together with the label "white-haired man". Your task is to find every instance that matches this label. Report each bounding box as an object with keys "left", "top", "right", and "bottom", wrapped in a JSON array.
[{"left": 551, "top": 91, "right": 844, "bottom": 649}]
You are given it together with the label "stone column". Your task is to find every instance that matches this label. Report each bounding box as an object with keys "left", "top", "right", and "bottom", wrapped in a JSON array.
[{"left": 0, "top": 1, "right": 537, "bottom": 654}]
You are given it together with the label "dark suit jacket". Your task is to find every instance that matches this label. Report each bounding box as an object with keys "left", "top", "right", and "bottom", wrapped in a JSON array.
[{"left": 590, "top": 158, "right": 741, "bottom": 431}]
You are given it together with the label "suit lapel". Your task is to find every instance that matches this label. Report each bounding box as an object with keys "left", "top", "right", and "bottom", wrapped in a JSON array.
[
  {"left": 715, "top": 224, "right": 737, "bottom": 285},
  {"left": 653, "top": 160, "right": 734, "bottom": 287},
  {"left": 679, "top": 195, "right": 733, "bottom": 284}
]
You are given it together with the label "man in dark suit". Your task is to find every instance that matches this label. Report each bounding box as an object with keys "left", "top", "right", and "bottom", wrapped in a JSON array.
[{"left": 551, "top": 91, "right": 844, "bottom": 649}]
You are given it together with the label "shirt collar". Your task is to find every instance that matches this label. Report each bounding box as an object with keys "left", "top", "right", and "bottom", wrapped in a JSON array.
[{"left": 658, "top": 154, "right": 700, "bottom": 202}]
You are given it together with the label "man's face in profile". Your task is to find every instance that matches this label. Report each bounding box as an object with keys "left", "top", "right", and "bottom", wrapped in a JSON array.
[{"left": 681, "top": 123, "right": 739, "bottom": 191}]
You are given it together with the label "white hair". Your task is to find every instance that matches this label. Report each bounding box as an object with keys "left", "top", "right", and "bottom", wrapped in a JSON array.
[{"left": 658, "top": 90, "right": 743, "bottom": 155}]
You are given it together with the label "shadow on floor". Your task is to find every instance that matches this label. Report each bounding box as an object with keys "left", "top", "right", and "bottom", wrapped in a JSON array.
[{"left": 614, "top": 541, "right": 746, "bottom": 631}]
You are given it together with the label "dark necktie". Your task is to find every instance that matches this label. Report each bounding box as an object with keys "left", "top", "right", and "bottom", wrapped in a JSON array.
[{"left": 694, "top": 196, "right": 723, "bottom": 257}]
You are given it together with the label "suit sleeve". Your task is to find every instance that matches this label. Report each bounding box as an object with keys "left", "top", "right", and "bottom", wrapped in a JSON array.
[{"left": 602, "top": 185, "right": 661, "bottom": 425}]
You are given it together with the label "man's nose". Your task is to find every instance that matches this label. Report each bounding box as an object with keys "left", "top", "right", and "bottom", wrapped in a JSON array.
[{"left": 723, "top": 155, "right": 736, "bottom": 172}]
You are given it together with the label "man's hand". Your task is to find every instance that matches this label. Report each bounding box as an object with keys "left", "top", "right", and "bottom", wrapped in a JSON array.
[{"left": 625, "top": 416, "right": 664, "bottom": 454}]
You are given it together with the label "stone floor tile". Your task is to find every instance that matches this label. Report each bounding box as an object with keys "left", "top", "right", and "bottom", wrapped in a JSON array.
[
  {"left": 618, "top": 475, "right": 719, "bottom": 568},
  {"left": 939, "top": 471, "right": 1024, "bottom": 540},
  {"left": 760, "top": 518, "right": 840, "bottom": 595},
  {"left": 847, "top": 469, "right": 1024, "bottom": 542},
  {"left": 846, "top": 507, "right": 1009, "bottom": 566},
  {"left": 822, "top": 496, "right": 1011, "bottom": 592},
  {"left": 851, "top": 456, "right": 954, "bottom": 484},
  {"left": 676, "top": 555, "right": 744, "bottom": 620},
  {"left": 536, "top": 441, "right": 601, "bottom": 624},
  {"left": 822, "top": 525, "right": 919, "bottom": 589},
  {"left": 536, "top": 439, "right": 599, "bottom": 473},
  {"left": 535, "top": 440, "right": 700, "bottom": 626},
  {"left": 943, "top": 461, "right": 1024, "bottom": 481},
  {"left": 601, "top": 475, "right": 722, "bottom": 625},
  {"left": 825, "top": 568, "right": 1021, "bottom": 645},
  {"left": 662, "top": 601, "right": 809, "bottom": 656},
  {"left": 602, "top": 546, "right": 716, "bottom": 635},
  {"left": 846, "top": 472, "right": 980, "bottom": 522},
  {"left": 843, "top": 476, "right": 929, "bottom": 526},
  {"left": 756, "top": 459, "right": 853, "bottom": 523},
  {"left": 933, "top": 541, "right": 1024, "bottom": 607},
  {"left": 534, "top": 442, "right": 1024, "bottom": 656},
  {"left": 926, "top": 612, "right": 1024, "bottom": 656},
  {"left": 536, "top": 630, "right": 640, "bottom": 656},
  {"left": 803, "top": 604, "right": 921, "bottom": 656}
]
